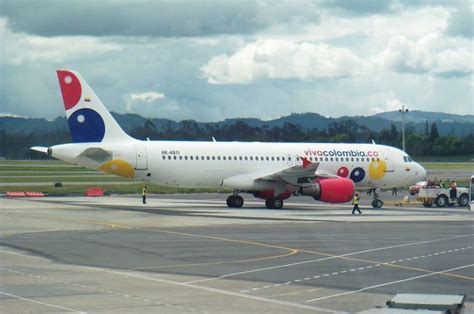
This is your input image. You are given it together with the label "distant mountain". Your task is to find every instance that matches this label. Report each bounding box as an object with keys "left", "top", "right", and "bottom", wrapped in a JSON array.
[
  {"left": 373, "top": 110, "right": 474, "bottom": 123},
  {"left": 1, "top": 110, "right": 473, "bottom": 137}
]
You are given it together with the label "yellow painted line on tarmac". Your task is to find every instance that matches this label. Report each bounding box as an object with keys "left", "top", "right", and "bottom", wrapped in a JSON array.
[
  {"left": 76, "top": 219, "right": 473, "bottom": 282},
  {"left": 131, "top": 250, "right": 298, "bottom": 270},
  {"left": 77, "top": 219, "right": 299, "bottom": 269}
]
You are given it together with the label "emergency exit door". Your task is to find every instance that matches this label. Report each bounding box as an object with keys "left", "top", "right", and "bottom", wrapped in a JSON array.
[{"left": 135, "top": 145, "right": 148, "bottom": 170}]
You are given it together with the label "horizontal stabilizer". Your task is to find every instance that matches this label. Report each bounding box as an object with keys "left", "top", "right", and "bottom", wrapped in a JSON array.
[{"left": 30, "top": 146, "right": 49, "bottom": 154}]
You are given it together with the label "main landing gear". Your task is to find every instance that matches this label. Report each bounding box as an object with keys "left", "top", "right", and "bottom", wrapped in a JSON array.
[
  {"left": 226, "top": 194, "right": 244, "bottom": 208},
  {"left": 265, "top": 198, "right": 284, "bottom": 209},
  {"left": 371, "top": 189, "right": 384, "bottom": 208}
]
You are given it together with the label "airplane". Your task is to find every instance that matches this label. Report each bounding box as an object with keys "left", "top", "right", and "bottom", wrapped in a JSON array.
[{"left": 31, "top": 70, "right": 427, "bottom": 209}]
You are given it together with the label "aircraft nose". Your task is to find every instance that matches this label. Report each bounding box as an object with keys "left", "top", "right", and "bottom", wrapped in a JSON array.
[{"left": 417, "top": 163, "right": 427, "bottom": 180}]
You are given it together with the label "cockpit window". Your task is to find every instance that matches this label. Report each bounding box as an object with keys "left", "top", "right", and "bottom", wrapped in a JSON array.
[{"left": 403, "top": 155, "right": 413, "bottom": 162}]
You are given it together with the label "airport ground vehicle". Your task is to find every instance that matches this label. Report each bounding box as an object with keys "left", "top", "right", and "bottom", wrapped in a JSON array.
[
  {"left": 417, "top": 185, "right": 469, "bottom": 208},
  {"left": 409, "top": 181, "right": 427, "bottom": 195}
]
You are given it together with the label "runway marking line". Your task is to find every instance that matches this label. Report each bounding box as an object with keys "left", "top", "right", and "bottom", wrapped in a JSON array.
[
  {"left": 239, "top": 246, "right": 473, "bottom": 293},
  {"left": 0, "top": 290, "right": 85, "bottom": 313},
  {"left": 0, "top": 267, "right": 202, "bottom": 313},
  {"left": 76, "top": 219, "right": 473, "bottom": 285},
  {"left": 77, "top": 219, "right": 300, "bottom": 270},
  {"left": 306, "top": 264, "right": 474, "bottom": 303}
]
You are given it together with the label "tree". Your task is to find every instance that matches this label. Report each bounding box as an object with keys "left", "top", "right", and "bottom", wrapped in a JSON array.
[{"left": 429, "top": 122, "right": 439, "bottom": 140}]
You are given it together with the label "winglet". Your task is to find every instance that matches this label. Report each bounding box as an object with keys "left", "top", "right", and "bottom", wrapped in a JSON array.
[{"left": 299, "top": 156, "right": 312, "bottom": 168}]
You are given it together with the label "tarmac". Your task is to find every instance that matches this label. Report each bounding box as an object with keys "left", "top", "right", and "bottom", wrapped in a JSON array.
[{"left": 0, "top": 192, "right": 473, "bottom": 313}]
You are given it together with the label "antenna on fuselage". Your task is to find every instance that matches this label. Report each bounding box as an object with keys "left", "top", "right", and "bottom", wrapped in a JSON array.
[
  {"left": 212, "top": 137, "right": 217, "bottom": 142},
  {"left": 371, "top": 139, "right": 376, "bottom": 144}
]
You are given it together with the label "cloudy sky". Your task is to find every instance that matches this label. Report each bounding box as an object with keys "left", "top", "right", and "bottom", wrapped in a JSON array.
[{"left": 0, "top": 0, "right": 473, "bottom": 121}]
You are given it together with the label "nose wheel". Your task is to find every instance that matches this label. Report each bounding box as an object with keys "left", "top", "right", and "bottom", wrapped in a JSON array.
[
  {"left": 371, "top": 189, "right": 384, "bottom": 208},
  {"left": 227, "top": 195, "right": 244, "bottom": 208}
]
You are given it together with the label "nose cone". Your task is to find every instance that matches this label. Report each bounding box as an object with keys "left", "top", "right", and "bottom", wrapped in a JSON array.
[{"left": 416, "top": 163, "right": 427, "bottom": 180}]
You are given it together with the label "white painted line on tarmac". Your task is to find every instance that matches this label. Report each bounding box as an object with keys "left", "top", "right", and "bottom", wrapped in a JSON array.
[
  {"left": 185, "top": 234, "right": 472, "bottom": 284},
  {"left": 97, "top": 268, "right": 336, "bottom": 313},
  {"left": 306, "top": 264, "right": 474, "bottom": 303},
  {"left": 0, "top": 291, "right": 85, "bottom": 313}
]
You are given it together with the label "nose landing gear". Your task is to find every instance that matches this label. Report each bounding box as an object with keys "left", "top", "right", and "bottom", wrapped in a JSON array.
[{"left": 371, "top": 189, "right": 384, "bottom": 208}]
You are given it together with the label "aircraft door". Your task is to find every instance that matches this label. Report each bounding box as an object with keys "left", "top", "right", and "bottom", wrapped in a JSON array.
[
  {"left": 135, "top": 145, "right": 148, "bottom": 170},
  {"left": 380, "top": 147, "right": 394, "bottom": 172}
]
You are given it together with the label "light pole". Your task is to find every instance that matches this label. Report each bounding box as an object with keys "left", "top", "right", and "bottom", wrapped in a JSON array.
[{"left": 399, "top": 105, "right": 409, "bottom": 151}]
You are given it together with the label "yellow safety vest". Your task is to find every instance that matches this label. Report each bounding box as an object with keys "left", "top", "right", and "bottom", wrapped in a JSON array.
[{"left": 353, "top": 196, "right": 359, "bottom": 205}]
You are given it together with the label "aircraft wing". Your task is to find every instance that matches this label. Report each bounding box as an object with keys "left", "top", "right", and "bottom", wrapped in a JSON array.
[
  {"left": 259, "top": 162, "right": 319, "bottom": 186},
  {"left": 259, "top": 157, "right": 340, "bottom": 186},
  {"left": 221, "top": 157, "right": 340, "bottom": 190}
]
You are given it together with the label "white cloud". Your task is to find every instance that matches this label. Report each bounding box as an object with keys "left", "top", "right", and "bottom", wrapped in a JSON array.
[
  {"left": 124, "top": 91, "right": 166, "bottom": 112},
  {"left": 201, "top": 39, "right": 367, "bottom": 84},
  {"left": 370, "top": 98, "right": 406, "bottom": 114},
  {"left": 376, "top": 33, "right": 473, "bottom": 76},
  {"left": 129, "top": 91, "right": 165, "bottom": 103}
]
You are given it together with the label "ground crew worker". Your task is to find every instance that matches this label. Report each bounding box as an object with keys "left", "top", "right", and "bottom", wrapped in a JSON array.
[
  {"left": 142, "top": 185, "right": 147, "bottom": 204},
  {"left": 450, "top": 180, "right": 457, "bottom": 199},
  {"left": 352, "top": 193, "right": 361, "bottom": 215}
]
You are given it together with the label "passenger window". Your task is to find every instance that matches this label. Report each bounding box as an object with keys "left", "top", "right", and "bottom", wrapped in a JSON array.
[
  {"left": 276, "top": 157, "right": 280, "bottom": 161},
  {"left": 212, "top": 156, "right": 215, "bottom": 160},
  {"left": 271, "top": 157, "right": 275, "bottom": 161},
  {"left": 184, "top": 156, "right": 188, "bottom": 160},
  {"left": 250, "top": 157, "right": 253, "bottom": 161},
  {"left": 282, "top": 157, "right": 285, "bottom": 161},
  {"left": 179, "top": 156, "right": 183, "bottom": 160},
  {"left": 325, "top": 157, "right": 329, "bottom": 161},
  {"left": 288, "top": 157, "right": 292, "bottom": 161},
  {"left": 217, "top": 156, "right": 221, "bottom": 160},
  {"left": 266, "top": 157, "right": 269, "bottom": 161},
  {"left": 356, "top": 158, "right": 359, "bottom": 162},
  {"left": 239, "top": 156, "right": 242, "bottom": 160},
  {"left": 174, "top": 156, "right": 177, "bottom": 160},
  {"left": 330, "top": 157, "right": 333, "bottom": 162},
  {"left": 351, "top": 157, "right": 354, "bottom": 162},
  {"left": 162, "top": 156, "right": 166, "bottom": 160},
  {"left": 223, "top": 156, "right": 226, "bottom": 160},
  {"left": 206, "top": 156, "right": 210, "bottom": 160},
  {"left": 190, "top": 156, "right": 193, "bottom": 160},
  {"left": 168, "top": 156, "right": 171, "bottom": 160}
]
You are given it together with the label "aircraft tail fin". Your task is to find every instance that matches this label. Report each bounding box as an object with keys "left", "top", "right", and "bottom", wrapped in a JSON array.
[{"left": 56, "top": 70, "right": 133, "bottom": 143}]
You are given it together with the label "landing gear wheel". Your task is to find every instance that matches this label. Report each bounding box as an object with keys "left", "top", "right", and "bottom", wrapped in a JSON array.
[
  {"left": 371, "top": 199, "right": 383, "bottom": 208},
  {"left": 233, "top": 195, "right": 244, "bottom": 208},
  {"left": 266, "top": 198, "right": 283, "bottom": 209},
  {"left": 226, "top": 196, "right": 235, "bottom": 207},
  {"left": 458, "top": 194, "right": 469, "bottom": 207},
  {"left": 435, "top": 195, "right": 448, "bottom": 207},
  {"left": 265, "top": 199, "right": 273, "bottom": 209}
]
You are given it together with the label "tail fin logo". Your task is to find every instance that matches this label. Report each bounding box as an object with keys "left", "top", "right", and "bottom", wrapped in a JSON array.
[
  {"left": 57, "top": 70, "right": 105, "bottom": 143},
  {"left": 57, "top": 71, "right": 82, "bottom": 110}
]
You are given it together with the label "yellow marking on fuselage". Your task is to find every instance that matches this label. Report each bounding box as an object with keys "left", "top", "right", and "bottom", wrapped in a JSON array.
[
  {"left": 98, "top": 159, "right": 135, "bottom": 179},
  {"left": 368, "top": 160, "right": 387, "bottom": 180}
]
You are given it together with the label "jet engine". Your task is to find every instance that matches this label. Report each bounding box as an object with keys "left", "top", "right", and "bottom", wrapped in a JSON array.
[{"left": 299, "top": 178, "right": 354, "bottom": 203}]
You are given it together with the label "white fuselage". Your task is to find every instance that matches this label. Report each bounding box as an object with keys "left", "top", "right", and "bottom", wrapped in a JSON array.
[{"left": 50, "top": 140, "right": 426, "bottom": 190}]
